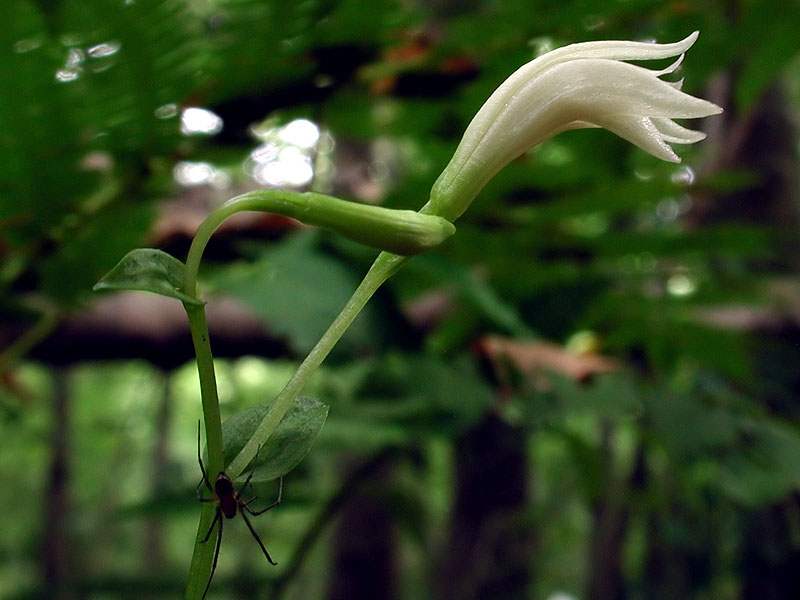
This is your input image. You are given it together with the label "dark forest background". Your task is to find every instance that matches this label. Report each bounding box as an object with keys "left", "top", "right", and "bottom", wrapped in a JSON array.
[{"left": 2, "top": 0, "right": 800, "bottom": 598}]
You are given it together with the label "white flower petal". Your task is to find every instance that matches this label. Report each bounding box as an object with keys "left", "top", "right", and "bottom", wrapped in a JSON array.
[
  {"left": 536, "top": 59, "right": 723, "bottom": 120},
  {"left": 541, "top": 31, "right": 699, "bottom": 64},
  {"left": 666, "top": 78, "right": 685, "bottom": 90},
  {"left": 596, "top": 115, "right": 681, "bottom": 162},
  {"left": 652, "top": 53, "right": 685, "bottom": 77},
  {"left": 652, "top": 118, "right": 707, "bottom": 144}
]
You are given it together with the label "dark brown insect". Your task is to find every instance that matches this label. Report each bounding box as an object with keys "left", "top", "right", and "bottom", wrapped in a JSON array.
[{"left": 197, "top": 425, "right": 282, "bottom": 599}]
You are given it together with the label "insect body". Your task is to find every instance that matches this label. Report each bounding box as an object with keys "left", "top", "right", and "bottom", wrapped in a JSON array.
[
  {"left": 212, "top": 472, "right": 240, "bottom": 520},
  {"left": 197, "top": 426, "right": 282, "bottom": 599}
]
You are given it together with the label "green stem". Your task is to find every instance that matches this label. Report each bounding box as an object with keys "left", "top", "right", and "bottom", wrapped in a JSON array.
[
  {"left": 184, "top": 503, "right": 218, "bottom": 600},
  {"left": 226, "top": 250, "right": 409, "bottom": 478},
  {"left": 185, "top": 304, "right": 224, "bottom": 476},
  {"left": 184, "top": 303, "right": 224, "bottom": 600}
]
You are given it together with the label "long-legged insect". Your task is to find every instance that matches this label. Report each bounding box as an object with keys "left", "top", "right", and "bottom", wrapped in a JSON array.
[{"left": 196, "top": 424, "right": 282, "bottom": 599}]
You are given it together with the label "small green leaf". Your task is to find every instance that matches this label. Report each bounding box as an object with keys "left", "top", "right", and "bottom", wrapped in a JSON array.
[
  {"left": 92, "top": 248, "right": 203, "bottom": 306},
  {"left": 222, "top": 396, "right": 329, "bottom": 482}
]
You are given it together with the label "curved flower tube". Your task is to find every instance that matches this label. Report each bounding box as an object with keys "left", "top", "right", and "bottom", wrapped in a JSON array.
[{"left": 422, "top": 31, "right": 723, "bottom": 222}]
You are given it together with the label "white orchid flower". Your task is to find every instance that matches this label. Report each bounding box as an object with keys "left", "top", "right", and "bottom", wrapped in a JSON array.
[{"left": 422, "top": 31, "right": 723, "bottom": 222}]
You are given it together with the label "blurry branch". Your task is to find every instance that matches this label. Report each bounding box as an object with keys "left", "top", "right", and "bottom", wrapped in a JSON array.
[
  {"left": 691, "top": 279, "right": 800, "bottom": 333},
  {"left": 28, "top": 292, "right": 285, "bottom": 369},
  {"left": 478, "top": 335, "right": 618, "bottom": 387},
  {"left": 0, "top": 305, "right": 62, "bottom": 375},
  {"left": 1, "top": 202, "right": 299, "bottom": 369}
]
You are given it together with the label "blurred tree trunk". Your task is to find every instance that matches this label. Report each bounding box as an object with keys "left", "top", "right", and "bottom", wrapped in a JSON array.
[
  {"left": 41, "top": 369, "right": 75, "bottom": 600},
  {"left": 740, "top": 499, "right": 800, "bottom": 600},
  {"left": 587, "top": 422, "right": 634, "bottom": 600},
  {"left": 641, "top": 505, "right": 711, "bottom": 600},
  {"left": 693, "top": 78, "right": 800, "bottom": 600},
  {"left": 434, "top": 413, "right": 532, "bottom": 600},
  {"left": 327, "top": 456, "right": 397, "bottom": 600},
  {"left": 696, "top": 80, "right": 799, "bottom": 230}
]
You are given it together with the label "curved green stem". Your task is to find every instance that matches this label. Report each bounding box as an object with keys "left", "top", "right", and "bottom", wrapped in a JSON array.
[{"left": 183, "top": 190, "right": 452, "bottom": 297}]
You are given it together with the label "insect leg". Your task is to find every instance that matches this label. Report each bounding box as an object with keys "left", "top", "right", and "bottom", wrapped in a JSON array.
[
  {"left": 240, "top": 509, "right": 277, "bottom": 565},
  {"left": 196, "top": 421, "right": 214, "bottom": 496},
  {"left": 246, "top": 477, "right": 283, "bottom": 516},
  {"left": 201, "top": 511, "right": 224, "bottom": 600},
  {"left": 201, "top": 508, "right": 221, "bottom": 544}
]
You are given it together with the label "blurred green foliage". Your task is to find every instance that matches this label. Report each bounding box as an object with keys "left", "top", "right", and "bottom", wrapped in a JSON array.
[{"left": 2, "top": 0, "right": 800, "bottom": 599}]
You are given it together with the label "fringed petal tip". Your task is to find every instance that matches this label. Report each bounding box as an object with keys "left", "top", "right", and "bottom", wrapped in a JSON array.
[
  {"left": 680, "top": 31, "right": 700, "bottom": 50},
  {"left": 653, "top": 53, "right": 686, "bottom": 77},
  {"left": 653, "top": 118, "right": 708, "bottom": 144},
  {"left": 598, "top": 115, "right": 682, "bottom": 163}
]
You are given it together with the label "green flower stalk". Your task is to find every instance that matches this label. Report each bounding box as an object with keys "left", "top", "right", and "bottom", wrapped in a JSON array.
[
  {"left": 422, "top": 31, "right": 723, "bottom": 222},
  {"left": 183, "top": 189, "right": 455, "bottom": 296}
]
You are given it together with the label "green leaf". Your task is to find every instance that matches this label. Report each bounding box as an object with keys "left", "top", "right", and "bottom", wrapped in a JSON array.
[
  {"left": 222, "top": 395, "right": 329, "bottom": 482},
  {"left": 92, "top": 248, "right": 203, "bottom": 306}
]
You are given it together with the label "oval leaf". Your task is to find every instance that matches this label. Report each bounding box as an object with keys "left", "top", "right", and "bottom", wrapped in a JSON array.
[
  {"left": 92, "top": 248, "right": 203, "bottom": 306},
  {"left": 222, "top": 396, "right": 329, "bottom": 482}
]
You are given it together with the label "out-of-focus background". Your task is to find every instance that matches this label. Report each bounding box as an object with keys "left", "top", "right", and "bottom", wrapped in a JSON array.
[{"left": 2, "top": 1, "right": 800, "bottom": 599}]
